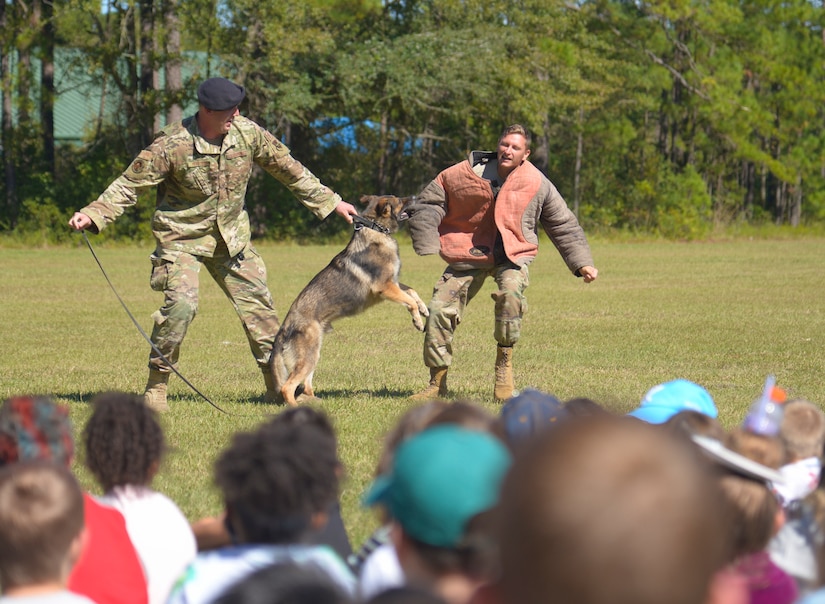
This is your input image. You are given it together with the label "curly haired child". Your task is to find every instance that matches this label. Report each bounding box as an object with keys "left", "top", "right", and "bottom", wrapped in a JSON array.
[
  {"left": 168, "top": 407, "right": 355, "bottom": 604},
  {"left": 83, "top": 391, "right": 196, "bottom": 604}
]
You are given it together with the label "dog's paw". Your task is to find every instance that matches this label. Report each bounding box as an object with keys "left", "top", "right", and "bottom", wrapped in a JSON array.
[
  {"left": 411, "top": 295, "right": 429, "bottom": 317},
  {"left": 412, "top": 314, "right": 426, "bottom": 331}
]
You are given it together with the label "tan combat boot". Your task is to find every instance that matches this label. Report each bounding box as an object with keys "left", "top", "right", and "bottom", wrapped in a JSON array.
[
  {"left": 262, "top": 367, "right": 279, "bottom": 403},
  {"left": 144, "top": 369, "right": 170, "bottom": 412},
  {"left": 494, "top": 345, "right": 515, "bottom": 402},
  {"left": 410, "top": 367, "right": 449, "bottom": 401}
]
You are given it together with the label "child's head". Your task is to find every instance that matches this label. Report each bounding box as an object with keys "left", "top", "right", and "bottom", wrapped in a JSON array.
[
  {"left": 216, "top": 407, "right": 340, "bottom": 545},
  {"left": 564, "top": 396, "right": 610, "bottom": 418},
  {"left": 709, "top": 428, "right": 785, "bottom": 557},
  {"left": 0, "top": 460, "right": 86, "bottom": 589},
  {"left": 717, "top": 473, "right": 779, "bottom": 557},
  {"left": 376, "top": 401, "right": 450, "bottom": 478},
  {"left": 213, "top": 561, "right": 350, "bottom": 604},
  {"left": 664, "top": 410, "right": 727, "bottom": 442},
  {"left": 726, "top": 426, "right": 785, "bottom": 469},
  {"left": 780, "top": 399, "right": 825, "bottom": 462},
  {"left": 426, "top": 399, "right": 506, "bottom": 441},
  {"left": 497, "top": 416, "right": 731, "bottom": 604},
  {"left": 628, "top": 379, "right": 718, "bottom": 425},
  {"left": 0, "top": 396, "right": 74, "bottom": 468},
  {"left": 83, "top": 391, "right": 166, "bottom": 491},
  {"left": 364, "top": 425, "right": 512, "bottom": 582},
  {"left": 499, "top": 389, "right": 567, "bottom": 449}
]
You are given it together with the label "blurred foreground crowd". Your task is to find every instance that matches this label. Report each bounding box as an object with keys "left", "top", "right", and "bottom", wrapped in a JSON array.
[{"left": 1, "top": 378, "right": 825, "bottom": 604}]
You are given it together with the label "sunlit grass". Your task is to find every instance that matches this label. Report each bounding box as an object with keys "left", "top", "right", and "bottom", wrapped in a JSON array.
[{"left": 2, "top": 235, "right": 824, "bottom": 547}]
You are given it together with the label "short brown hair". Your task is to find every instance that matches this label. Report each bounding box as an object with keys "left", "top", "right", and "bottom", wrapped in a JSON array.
[
  {"left": 375, "top": 401, "right": 450, "bottom": 478},
  {"left": 726, "top": 427, "right": 785, "bottom": 469},
  {"left": 664, "top": 410, "right": 727, "bottom": 442},
  {"left": 426, "top": 399, "right": 506, "bottom": 443},
  {"left": 499, "top": 124, "right": 531, "bottom": 149},
  {"left": 719, "top": 428, "right": 784, "bottom": 557},
  {"left": 780, "top": 399, "right": 825, "bottom": 461},
  {"left": 0, "top": 461, "right": 85, "bottom": 588},
  {"left": 717, "top": 473, "right": 778, "bottom": 557},
  {"left": 498, "top": 416, "right": 731, "bottom": 604}
]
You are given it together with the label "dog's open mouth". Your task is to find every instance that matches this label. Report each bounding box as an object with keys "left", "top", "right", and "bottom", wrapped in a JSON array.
[{"left": 398, "top": 211, "right": 410, "bottom": 221}]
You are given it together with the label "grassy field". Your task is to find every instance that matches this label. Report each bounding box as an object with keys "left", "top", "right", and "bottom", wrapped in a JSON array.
[{"left": 1, "top": 234, "right": 824, "bottom": 547}]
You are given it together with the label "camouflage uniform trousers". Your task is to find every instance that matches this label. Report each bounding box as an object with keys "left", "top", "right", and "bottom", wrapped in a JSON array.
[
  {"left": 147, "top": 242, "right": 281, "bottom": 373},
  {"left": 422, "top": 263, "right": 529, "bottom": 368}
]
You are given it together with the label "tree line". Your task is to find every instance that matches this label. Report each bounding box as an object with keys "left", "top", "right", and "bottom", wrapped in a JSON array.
[{"left": 2, "top": 0, "right": 823, "bottom": 242}]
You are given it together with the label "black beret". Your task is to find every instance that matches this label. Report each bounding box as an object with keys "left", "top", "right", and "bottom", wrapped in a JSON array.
[{"left": 197, "top": 78, "right": 245, "bottom": 111}]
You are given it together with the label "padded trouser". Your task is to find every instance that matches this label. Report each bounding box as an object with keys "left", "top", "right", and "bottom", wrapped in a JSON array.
[
  {"left": 147, "top": 243, "right": 281, "bottom": 372},
  {"left": 422, "top": 263, "right": 529, "bottom": 368}
]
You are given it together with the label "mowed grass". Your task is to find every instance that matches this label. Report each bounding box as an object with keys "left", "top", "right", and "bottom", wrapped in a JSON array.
[{"left": 1, "top": 235, "right": 824, "bottom": 547}]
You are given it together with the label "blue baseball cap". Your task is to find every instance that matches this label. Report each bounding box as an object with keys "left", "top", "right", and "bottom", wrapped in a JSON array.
[
  {"left": 501, "top": 388, "right": 567, "bottom": 445},
  {"left": 363, "top": 425, "right": 511, "bottom": 548},
  {"left": 628, "top": 379, "right": 718, "bottom": 424}
]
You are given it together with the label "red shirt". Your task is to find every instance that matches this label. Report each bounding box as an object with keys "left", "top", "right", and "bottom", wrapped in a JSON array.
[{"left": 68, "top": 493, "right": 148, "bottom": 604}]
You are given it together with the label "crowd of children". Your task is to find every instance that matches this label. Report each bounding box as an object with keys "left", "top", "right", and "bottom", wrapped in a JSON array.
[{"left": 1, "top": 378, "right": 825, "bottom": 604}]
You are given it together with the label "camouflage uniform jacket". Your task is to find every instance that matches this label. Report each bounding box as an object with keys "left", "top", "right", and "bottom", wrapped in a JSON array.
[
  {"left": 80, "top": 115, "right": 341, "bottom": 258},
  {"left": 407, "top": 150, "right": 594, "bottom": 273}
]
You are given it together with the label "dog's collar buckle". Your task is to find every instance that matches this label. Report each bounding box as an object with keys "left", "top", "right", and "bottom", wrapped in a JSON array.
[{"left": 352, "top": 214, "right": 390, "bottom": 235}]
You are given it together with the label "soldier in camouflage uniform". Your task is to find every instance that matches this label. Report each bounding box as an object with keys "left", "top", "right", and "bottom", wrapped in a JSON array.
[
  {"left": 405, "top": 125, "right": 598, "bottom": 402},
  {"left": 69, "top": 77, "right": 357, "bottom": 411}
]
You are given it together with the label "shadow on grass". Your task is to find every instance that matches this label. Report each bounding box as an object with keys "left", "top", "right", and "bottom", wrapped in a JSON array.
[
  {"left": 302, "top": 387, "right": 411, "bottom": 399},
  {"left": 57, "top": 386, "right": 414, "bottom": 410},
  {"left": 57, "top": 393, "right": 107, "bottom": 405}
]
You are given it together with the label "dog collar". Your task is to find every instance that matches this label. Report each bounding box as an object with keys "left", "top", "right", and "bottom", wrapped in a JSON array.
[{"left": 352, "top": 214, "right": 391, "bottom": 235}]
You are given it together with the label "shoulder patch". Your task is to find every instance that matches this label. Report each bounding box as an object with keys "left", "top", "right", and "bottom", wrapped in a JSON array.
[{"left": 129, "top": 150, "right": 154, "bottom": 174}]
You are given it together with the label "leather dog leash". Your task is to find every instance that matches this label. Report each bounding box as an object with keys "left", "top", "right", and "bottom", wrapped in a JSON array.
[{"left": 80, "top": 231, "right": 229, "bottom": 414}]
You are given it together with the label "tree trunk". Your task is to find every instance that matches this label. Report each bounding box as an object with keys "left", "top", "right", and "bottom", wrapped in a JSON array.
[
  {"left": 790, "top": 175, "right": 801, "bottom": 227},
  {"left": 531, "top": 115, "right": 550, "bottom": 176},
  {"left": 164, "top": 0, "right": 182, "bottom": 125},
  {"left": 139, "top": 0, "right": 155, "bottom": 147},
  {"left": 96, "top": 77, "right": 108, "bottom": 141},
  {"left": 657, "top": 90, "right": 668, "bottom": 159},
  {"left": 761, "top": 163, "right": 767, "bottom": 208},
  {"left": 377, "top": 112, "right": 389, "bottom": 194},
  {"left": 39, "top": 0, "right": 55, "bottom": 177},
  {"left": 742, "top": 160, "right": 754, "bottom": 220},
  {"left": 573, "top": 107, "right": 584, "bottom": 218},
  {"left": 775, "top": 181, "right": 785, "bottom": 225},
  {"left": 17, "top": 52, "right": 30, "bottom": 134},
  {"left": 121, "top": 3, "right": 142, "bottom": 156},
  {"left": 0, "top": 0, "right": 17, "bottom": 227}
]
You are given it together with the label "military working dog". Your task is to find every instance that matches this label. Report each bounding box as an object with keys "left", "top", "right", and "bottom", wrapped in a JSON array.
[{"left": 269, "top": 195, "right": 429, "bottom": 406}]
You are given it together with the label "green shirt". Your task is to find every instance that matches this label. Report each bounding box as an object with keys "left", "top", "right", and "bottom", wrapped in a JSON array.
[{"left": 81, "top": 114, "right": 341, "bottom": 258}]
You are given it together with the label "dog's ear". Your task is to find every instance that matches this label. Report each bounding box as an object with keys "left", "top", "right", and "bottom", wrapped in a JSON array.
[
  {"left": 359, "top": 195, "right": 375, "bottom": 207},
  {"left": 380, "top": 198, "right": 393, "bottom": 218}
]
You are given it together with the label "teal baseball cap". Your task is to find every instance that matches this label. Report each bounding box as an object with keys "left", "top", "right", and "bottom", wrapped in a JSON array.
[{"left": 363, "top": 424, "right": 512, "bottom": 549}]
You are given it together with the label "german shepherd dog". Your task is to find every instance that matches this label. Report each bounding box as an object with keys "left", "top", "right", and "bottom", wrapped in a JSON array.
[{"left": 268, "top": 195, "right": 429, "bottom": 406}]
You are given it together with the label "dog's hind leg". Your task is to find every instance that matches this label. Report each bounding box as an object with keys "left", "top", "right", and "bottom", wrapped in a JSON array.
[
  {"left": 280, "top": 328, "right": 323, "bottom": 406},
  {"left": 293, "top": 370, "right": 318, "bottom": 405},
  {"left": 282, "top": 360, "right": 319, "bottom": 406},
  {"left": 302, "top": 370, "right": 315, "bottom": 398}
]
